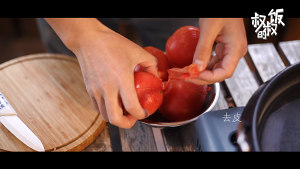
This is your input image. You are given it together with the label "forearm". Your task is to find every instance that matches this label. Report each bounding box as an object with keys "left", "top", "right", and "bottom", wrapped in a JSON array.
[{"left": 44, "top": 18, "right": 110, "bottom": 51}]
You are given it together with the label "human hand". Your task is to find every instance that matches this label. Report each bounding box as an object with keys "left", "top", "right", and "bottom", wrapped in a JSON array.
[
  {"left": 46, "top": 18, "right": 158, "bottom": 129},
  {"left": 76, "top": 27, "right": 159, "bottom": 129},
  {"left": 185, "top": 18, "right": 248, "bottom": 85}
]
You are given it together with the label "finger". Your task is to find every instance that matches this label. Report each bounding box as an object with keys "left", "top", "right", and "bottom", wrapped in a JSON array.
[
  {"left": 138, "top": 62, "right": 159, "bottom": 78},
  {"left": 90, "top": 96, "right": 100, "bottom": 114},
  {"left": 144, "top": 65, "right": 159, "bottom": 78},
  {"left": 138, "top": 52, "right": 159, "bottom": 77},
  {"left": 104, "top": 92, "right": 137, "bottom": 129},
  {"left": 96, "top": 95, "right": 109, "bottom": 122},
  {"left": 206, "top": 55, "right": 220, "bottom": 70},
  {"left": 197, "top": 52, "right": 241, "bottom": 83},
  {"left": 215, "top": 43, "right": 225, "bottom": 60},
  {"left": 196, "top": 69, "right": 226, "bottom": 83},
  {"left": 206, "top": 42, "right": 225, "bottom": 71},
  {"left": 90, "top": 93, "right": 109, "bottom": 122},
  {"left": 184, "top": 78, "right": 212, "bottom": 85},
  {"left": 193, "top": 25, "right": 220, "bottom": 72},
  {"left": 118, "top": 74, "right": 148, "bottom": 120}
]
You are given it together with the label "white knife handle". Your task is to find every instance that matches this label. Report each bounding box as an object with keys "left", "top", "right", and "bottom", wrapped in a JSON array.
[{"left": 0, "top": 93, "right": 17, "bottom": 116}]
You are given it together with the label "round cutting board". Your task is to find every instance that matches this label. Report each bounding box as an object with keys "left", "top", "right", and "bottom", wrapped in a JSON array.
[{"left": 0, "top": 53, "right": 106, "bottom": 151}]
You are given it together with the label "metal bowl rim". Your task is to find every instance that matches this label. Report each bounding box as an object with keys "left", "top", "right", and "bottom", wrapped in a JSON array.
[{"left": 140, "top": 82, "right": 220, "bottom": 128}]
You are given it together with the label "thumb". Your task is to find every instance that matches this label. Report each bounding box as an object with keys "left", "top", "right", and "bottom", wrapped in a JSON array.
[
  {"left": 193, "top": 36, "right": 216, "bottom": 72},
  {"left": 144, "top": 64, "right": 159, "bottom": 77},
  {"left": 137, "top": 58, "right": 159, "bottom": 77}
]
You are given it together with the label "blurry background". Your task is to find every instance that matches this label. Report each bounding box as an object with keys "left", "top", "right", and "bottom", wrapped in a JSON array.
[
  {"left": 0, "top": 18, "right": 46, "bottom": 63},
  {"left": 0, "top": 18, "right": 300, "bottom": 64}
]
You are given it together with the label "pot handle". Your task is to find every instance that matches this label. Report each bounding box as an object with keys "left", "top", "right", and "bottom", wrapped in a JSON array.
[{"left": 193, "top": 107, "right": 245, "bottom": 151}]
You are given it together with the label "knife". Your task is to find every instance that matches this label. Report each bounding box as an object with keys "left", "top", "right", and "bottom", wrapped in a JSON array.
[
  {"left": 107, "top": 123, "right": 122, "bottom": 152},
  {"left": 0, "top": 93, "right": 45, "bottom": 152}
]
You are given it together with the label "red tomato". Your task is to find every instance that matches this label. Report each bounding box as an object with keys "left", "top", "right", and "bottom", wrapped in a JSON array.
[
  {"left": 159, "top": 79, "right": 208, "bottom": 122},
  {"left": 165, "top": 26, "right": 200, "bottom": 68},
  {"left": 143, "top": 46, "right": 169, "bottom": 81},
  {"left": 134, "top": 71, "right": 163, "bottom": 116}
]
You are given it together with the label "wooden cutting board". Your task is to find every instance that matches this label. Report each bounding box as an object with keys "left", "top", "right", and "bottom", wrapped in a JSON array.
[{"left": 0, "top": 53, "right": 106, "bottom": 151}]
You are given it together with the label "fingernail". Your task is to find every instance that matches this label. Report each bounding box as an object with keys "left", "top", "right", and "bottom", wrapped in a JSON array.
[
  {"left": 194, "top": 59, "right": 204, "bottom": 71},
  {"left": 144, "top": 109, "right": 149, "bottom": 118}
]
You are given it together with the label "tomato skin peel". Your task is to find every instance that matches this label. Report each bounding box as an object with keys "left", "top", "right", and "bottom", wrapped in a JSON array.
[{"left": 167, "top": 63, "right": 201, "bottom": 81}]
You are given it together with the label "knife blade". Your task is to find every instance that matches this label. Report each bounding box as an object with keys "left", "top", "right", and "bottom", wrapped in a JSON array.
[
  {"left": 107, "top": 123, "right": 122, "bottom": 152},
  {"left": 0, "top": 93, "right": 45, "bottom": 152}
]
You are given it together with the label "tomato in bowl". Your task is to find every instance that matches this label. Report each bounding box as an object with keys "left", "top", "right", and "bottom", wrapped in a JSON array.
[{"left": 140, "top": 82, "right": 220, "bottom": 127}]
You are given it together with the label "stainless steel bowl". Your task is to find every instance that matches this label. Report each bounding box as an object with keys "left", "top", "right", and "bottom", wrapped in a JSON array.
[{"left": 139, "top": 82, "right": 220, "bottom": 128}]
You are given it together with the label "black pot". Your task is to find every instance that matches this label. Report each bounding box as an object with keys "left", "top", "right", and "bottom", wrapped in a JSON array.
[{"left": 237, "top": 61, "right": 300, "bottom": 151}]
